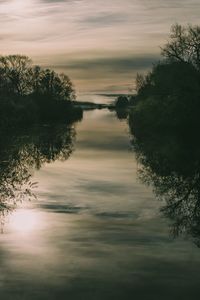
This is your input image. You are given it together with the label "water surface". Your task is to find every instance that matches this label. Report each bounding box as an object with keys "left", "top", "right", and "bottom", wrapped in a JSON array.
[{"left": 1, "top": 108, "right": 200, "bottom": 300}]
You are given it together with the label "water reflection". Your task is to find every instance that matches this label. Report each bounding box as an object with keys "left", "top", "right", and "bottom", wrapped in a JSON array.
[
  {"left": 0, "top": 122, "right": 76, "bottom": 216},
  {"left": 115, "top": 108, "right": 129, "bottom": 120},
  {"left": 129, "top": 115, "right": 200, "bottom": 246},
  {"left": 9, "top": 209, "right": 41, "bottom": 233},
  {"left": 1, "top": 109, "right": 200, "bottom": 300}
]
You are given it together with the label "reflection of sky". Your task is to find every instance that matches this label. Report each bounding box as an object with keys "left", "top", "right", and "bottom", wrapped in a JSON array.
[
  {"left": 76, "top": 93, "right": 116, "bottom": 104},
  {"left": 1, "top": 110, "right": 200, "bottom": 299},
  {"left": 0, "top": 0, "right": 200, "bottom": 92}
]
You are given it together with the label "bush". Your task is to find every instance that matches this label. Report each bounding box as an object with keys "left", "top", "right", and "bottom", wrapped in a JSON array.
[{"left": 115, "top": 96, "right": 129, "bottom": 108}]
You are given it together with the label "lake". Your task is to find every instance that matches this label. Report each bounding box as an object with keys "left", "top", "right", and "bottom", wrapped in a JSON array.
[{"left": 0, "top": 100, "right": 200, "bottom": 300}]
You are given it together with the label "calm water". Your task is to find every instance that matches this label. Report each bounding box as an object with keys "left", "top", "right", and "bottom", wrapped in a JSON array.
[{"left": 1, "top": 105, "right": 200, "bottom": 299}]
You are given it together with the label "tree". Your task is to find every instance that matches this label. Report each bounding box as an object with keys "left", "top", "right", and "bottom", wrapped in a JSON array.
[
  {"left": 0, "top": 55, "right": 33, "bottom": 96},
  {"left": 161, "top": 24, "right": 200, "bottom": 70},
  {"left": 32, "top": 65, "right": 43, "bottom": 94},
  {"left": 115, "top": 95, "right": 129, "bottom": 108},
  {"left": 0, "top": 55, "right": 75, "bottom": 102},
  {"left": 0, "top": 54, "right": 80, "bottom": 125},
  {"left": 134, "top": 24, "right": 200, "bottom": 97},
  {"left": 36, "top": 69, "right": 75, "bottom": 101},
  {"left": 135, "top": 73, "right": 146, "bottom": 93},
  {"left": 59, "top": 73, "right": 75, "bottom": 101},
  {"left": 131, "top": 23, "right": 200, "bottom": 145}
]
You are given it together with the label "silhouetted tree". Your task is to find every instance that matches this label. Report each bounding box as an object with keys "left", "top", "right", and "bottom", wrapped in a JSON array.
[
  {"left": 0, "top": 55, "right": 33, "bottom": 96},
  {"left": 0, "top": 54, "right": 80, "bottom": 125},
  {"left": 135, "top": 73, "right": 146, "bottom": 93},
  {"left": 161, "top": 24, "right": 200, "bottom": 70},
  {"left": 0, "top": 55, "right": 75, "bottom": 101},
  {"left": 32, "top": 65, "right": 43, "bottom": 94},
  {"left": 115, "top": 95, "right": 129, "bottom": 108},
  {"left": 133, "top": 24, "right": 200, "bottom": 136}
]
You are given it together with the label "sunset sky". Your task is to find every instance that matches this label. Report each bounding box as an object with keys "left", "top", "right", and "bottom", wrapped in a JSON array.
[{"left": 0, "top": 0, "right": 200, "bottom": 93}]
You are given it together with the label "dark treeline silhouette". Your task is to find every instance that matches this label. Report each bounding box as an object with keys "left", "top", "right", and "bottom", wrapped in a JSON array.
[
  {"left": 128, "top": 24, "right": 200, "bottom": 246},
  {"left": 0, "top": 55, "right": 82, "bottom": 126},
  {"left": 0, "top": 120, "right": 77, "bottom": 218},
  {"left": 132, "top": 24, "right": 200, "bottom": 137}
]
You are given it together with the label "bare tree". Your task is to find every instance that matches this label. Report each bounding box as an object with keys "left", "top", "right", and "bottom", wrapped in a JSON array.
[
  {"left": 0, "top": 55, "right": 33, "bottom": 96},
  {"left": 161, "top": 24, "right": 200, "bottom": 70}
]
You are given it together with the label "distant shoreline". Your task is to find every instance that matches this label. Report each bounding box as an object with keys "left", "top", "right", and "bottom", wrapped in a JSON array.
[{"left": 73, "top": 100, "right": 115, "bottom": 110}]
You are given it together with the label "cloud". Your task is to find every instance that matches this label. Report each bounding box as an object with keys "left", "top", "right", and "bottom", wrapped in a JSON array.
[
  {"left": 39, "top": 203, "right": 86, "bottom": 214},
  {"left": 64, "top": 55, "right": 158, "bottom": 72},
  {"left": 43, "top": 54, "right": 159, "bottom": 91},
  {"left": 81, "top": 13, "right": 126, "bottom": 27},
  {"left": 41, "top": 0, "right": 68, "bottom": 2},
  {"left": 0, "top": 0, "right": 200, "bottom": 92}
]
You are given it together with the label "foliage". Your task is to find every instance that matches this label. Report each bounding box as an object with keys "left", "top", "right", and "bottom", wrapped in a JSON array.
[
  {"left": 0, "top": 55, "right": 33, "bottom": 96},
  {"left": 0, "top": 55, "right": 80, "bottom": 125},
  {"left": 32, "top": 67, "right": 75, "bottom": 101},
  {"left": 133, "top": 24, "right": 200, "bottom": 137},
  {"left": 115, "top": 95, "right": 129, "bottom": 108}
]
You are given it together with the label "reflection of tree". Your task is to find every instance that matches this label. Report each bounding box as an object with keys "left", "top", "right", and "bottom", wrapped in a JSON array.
[
  {"left": 115, "top": 108, "right": 129, "bottom": 120},
  {"left": 129, "top": 114, "right": 200, "bottom": 247},
  {"left": 0, "top": 122, "right": 76, "bottom": 217}
]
